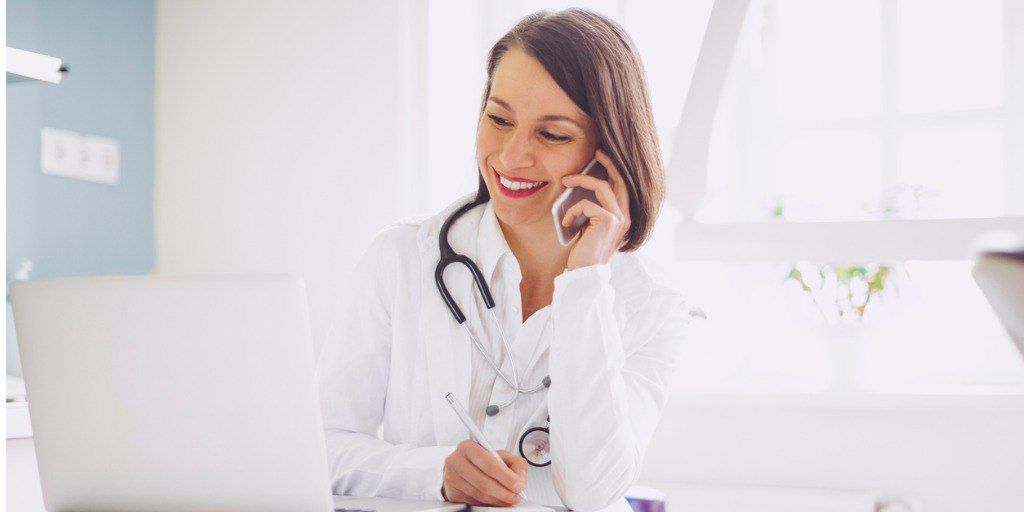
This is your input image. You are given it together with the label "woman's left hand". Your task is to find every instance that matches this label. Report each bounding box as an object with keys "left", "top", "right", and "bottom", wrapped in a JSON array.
[{"left": 560, "top": 149, "right": 632, "bottom": 271}]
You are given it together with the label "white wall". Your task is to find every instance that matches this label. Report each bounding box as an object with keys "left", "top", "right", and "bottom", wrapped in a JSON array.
[
  {"left": 639, "top": 394, "right": 1024, "bottom": 512},
  {"left": 155, "top": 0, "right": 423, "bottom": 354}
]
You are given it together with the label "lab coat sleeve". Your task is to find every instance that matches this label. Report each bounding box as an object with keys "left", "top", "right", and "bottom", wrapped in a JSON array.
[
  {"left": 316, "top": 227, "right": 456, "bottom": 500},
  {"left": 547, "top": 263, "right": 688, "bottom": 511}
]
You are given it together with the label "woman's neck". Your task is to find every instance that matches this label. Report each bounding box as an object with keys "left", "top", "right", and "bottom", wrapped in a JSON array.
[{"left": 497, "top": 217, "right": 570, "bottom": 284}]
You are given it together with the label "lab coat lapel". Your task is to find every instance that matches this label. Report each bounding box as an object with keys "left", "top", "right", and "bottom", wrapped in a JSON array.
[
  {"left": 417, "top": 195, "right": 479, "bottom": 445},
  {"left": 523, "top": 309, "right": 552, "bottom": 376}
]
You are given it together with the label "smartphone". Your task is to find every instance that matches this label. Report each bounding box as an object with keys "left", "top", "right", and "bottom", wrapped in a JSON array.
[{"left": 551, "top": 157, "right": 609, "bottom": 246}]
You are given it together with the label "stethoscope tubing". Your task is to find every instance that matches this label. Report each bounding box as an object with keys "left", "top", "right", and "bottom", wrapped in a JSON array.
[
  {"left": 459, "top": 310, "right": 547, "bottom": 396},
  {"left": 436, "top": 199, "right": 550, "bottom": 415}
]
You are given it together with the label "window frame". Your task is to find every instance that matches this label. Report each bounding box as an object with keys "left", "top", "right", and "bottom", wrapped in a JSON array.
[{"left": 669, "top": 0, "right": 1024, "bottom": 263}]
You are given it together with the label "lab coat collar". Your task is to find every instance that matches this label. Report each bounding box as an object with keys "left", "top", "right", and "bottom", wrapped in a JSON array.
[{"left": 477, "top": 201, "right": 514, "bottom": 283}]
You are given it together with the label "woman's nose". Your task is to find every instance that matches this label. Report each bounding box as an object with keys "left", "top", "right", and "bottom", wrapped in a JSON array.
[{"left": 499, "top": 129, "right": 535, "bottom": 171}]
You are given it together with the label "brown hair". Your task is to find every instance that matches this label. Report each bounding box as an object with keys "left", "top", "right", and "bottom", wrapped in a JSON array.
[{"left": 475, "top": 8, "right": 664, "bottom": 252}]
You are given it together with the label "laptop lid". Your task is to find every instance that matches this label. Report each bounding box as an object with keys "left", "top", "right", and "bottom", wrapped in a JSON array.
[
  {"left": 11, "top": 274, "right": 334, "bottom": 512},
  {"left": 973, "top": 252, "right": 1024, "bottom": 360}
]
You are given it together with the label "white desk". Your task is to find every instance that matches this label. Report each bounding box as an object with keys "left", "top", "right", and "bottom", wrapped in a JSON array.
[
  {"left": 7, "top": 401, "right": 45, "bottom": 512},
  {"left": 333, "top": 496, "right": 466, "bottom": 512},
  {"left": 333, "top": 497, "right": 566, "bottom": 512}
]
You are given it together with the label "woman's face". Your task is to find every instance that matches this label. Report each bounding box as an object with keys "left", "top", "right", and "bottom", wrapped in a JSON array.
[{"left": 476, "top": 47, "right": 599, "bottom": 230}]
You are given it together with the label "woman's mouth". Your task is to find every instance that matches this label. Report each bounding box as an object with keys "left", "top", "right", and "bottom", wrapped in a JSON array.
[{"left": 492, "top": 167, "right": 548, "bottom": 199}]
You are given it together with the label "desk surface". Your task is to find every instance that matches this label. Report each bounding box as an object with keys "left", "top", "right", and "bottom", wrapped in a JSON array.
[
  {"left": 333, "top": 496, "right": 466, "bottom": 512},
  {"left": 333, "top": 496, "right": 565, "bottom": 512}
]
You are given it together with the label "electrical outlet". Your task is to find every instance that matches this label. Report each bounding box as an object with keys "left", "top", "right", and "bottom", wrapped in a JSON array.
[
  {"left": 41, "top": 128, "right": 81, "bottom": 176},
  {"left": 40, "top": 128, "right": 120, "bottom": 184},
  {"left": 81, "top": 135, "right": 120, "bottom": 184}
]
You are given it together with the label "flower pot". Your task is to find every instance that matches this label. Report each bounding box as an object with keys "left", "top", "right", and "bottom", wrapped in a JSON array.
[{"left": 823, "top": 322, "right": 865, "bottom": 392}]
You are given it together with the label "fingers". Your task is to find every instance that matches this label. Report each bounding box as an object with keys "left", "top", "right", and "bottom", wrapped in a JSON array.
[
  {"left": 499, "top": 450, "right": 528, "bottom": 481},
  {"left": 593, "top": 149, "right": 630, "bottom": 211},
  {"left": 561, "top": 149, "right": 631, "bottom": 231},
  {"left": 443, "top": 472, "right": 484, "bottom": 506},
  {"left": 463, "top": 442, "right": 524, "bottom": 494},
  {"left": 448, "top": 454, "right": 520, "bottom": 506},
  {"left": 561, "top": 172, "right": 621, "bottom": 218},
  {"left": 561, "top": 199, "right": 623, "bottom": 236},
  {"left": 443, "top": 441, "right": 523, "bottom": 506},
  {"left": 444, "top": 467, "right": 493, "bottom": 506}
]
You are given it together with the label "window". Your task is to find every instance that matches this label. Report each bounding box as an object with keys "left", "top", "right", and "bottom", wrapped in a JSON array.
[{"left": 695, "top": 0, "right": 1018, "bottom": 225}]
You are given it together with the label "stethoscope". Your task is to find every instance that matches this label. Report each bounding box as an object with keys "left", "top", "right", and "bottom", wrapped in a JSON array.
[
  {"left": 518, "top": 416, "right": 551, "bottom": 467},
  {"left": 435, "top": 198, "right": 552, "bottom": 419}
]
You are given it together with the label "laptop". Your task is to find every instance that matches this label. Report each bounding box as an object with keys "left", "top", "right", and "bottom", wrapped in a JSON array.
[
  {"left": 973, "top": 250, "right": 1024, "bottom": 359},
  {"left": 11, "top": 274, "right": 463, "bottom": 512}
]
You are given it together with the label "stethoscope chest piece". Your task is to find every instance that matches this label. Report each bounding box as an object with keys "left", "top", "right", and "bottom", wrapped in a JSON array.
[{"left": 518, "top": 417, "right": 551, "bottom": 467}]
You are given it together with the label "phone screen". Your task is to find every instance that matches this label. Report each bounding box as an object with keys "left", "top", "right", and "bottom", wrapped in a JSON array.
[{"left": 550, "top": 158, "right": 609, "bottom": 246}]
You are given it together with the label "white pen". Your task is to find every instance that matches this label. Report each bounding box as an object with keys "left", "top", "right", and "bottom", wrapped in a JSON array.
[{"left": 444, "top": 392, "right": 529, "bottom": 502}]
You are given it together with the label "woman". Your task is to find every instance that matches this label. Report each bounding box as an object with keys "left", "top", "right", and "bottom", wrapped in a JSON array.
[{"left": 317, "top": 9, "right": 689, "bottom": 512}]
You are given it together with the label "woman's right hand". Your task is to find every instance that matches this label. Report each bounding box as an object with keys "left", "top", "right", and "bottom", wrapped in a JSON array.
[{"left": 442, "top": 440, "right": 527, "bottom": 506}]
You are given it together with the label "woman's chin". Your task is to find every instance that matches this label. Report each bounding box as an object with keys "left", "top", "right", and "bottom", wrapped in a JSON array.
[{"left": 492, "top": 199, "right": 551, "bottom": 229}]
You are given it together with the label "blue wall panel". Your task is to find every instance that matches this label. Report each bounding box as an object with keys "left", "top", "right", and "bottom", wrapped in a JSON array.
[{"left": 7, "top": 0, "right": 155, "bottom": 374}]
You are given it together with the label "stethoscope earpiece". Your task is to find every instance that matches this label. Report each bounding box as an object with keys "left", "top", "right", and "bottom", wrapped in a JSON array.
[{"left": 487, "top": 377, "right": 551, "bottom": 415}]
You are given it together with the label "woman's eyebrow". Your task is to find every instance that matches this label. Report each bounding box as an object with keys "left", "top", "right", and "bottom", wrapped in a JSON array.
[
  {"left": 488, "top": 96, "right": 515, "bottom": 112},
  {"left": 488, "top": 96, "right": 583, "bottom": 129},
  {"left": 538, "top": 114, "right": 583, "bottom": 129}
]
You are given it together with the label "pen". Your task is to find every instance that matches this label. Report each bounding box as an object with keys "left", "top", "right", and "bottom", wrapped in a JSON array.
[{"left": 444, "top": 392, "right": 529, "bottom": 502}]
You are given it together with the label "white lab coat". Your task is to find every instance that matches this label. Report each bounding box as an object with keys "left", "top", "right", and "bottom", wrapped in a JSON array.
[{"left": 316, "top": 195, "right": 690, "bottom": 512}]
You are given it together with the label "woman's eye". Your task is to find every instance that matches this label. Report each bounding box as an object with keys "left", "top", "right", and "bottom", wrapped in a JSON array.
[
  {"left": 488, "top": 114, "right": 512, "bottom": 127},
  {"left": 540, "top": 131, "right": 571, "bottom": 143}
]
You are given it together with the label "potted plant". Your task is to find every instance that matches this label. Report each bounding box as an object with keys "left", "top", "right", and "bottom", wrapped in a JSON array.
[
  {"left": 784, "top": 262, "right": 897, "bottom": 391},
  {"left": 770, "top": 192, "right": 915, "bottom": 391}
]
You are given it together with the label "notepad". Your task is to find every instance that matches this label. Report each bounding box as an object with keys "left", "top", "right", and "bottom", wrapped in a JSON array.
[{"left": 469, "top": 501, "right": 558, "bottom": 512}]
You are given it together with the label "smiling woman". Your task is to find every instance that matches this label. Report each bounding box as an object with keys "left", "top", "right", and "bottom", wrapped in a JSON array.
[
  {"left": 474, "top": 9, "right": 664, "bottom": 252},
  {"left": 316, "top": 8, "right": 690, "bottom": 512}
]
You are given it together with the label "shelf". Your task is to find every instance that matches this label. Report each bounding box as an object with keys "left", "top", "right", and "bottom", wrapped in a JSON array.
[
  {"left": 675, "top": 216, "right": 1024, "bottom": 262},
  {"left": 6, "top": 47, "right": 66, "bottom": 84},
  {"left": 666, "top": 389, "right": 1024, "bottom": 412}
]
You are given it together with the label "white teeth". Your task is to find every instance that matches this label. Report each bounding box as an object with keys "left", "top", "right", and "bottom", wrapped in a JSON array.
[{"left": 498, "top": 174, "right": 545, "bottom": 191}]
